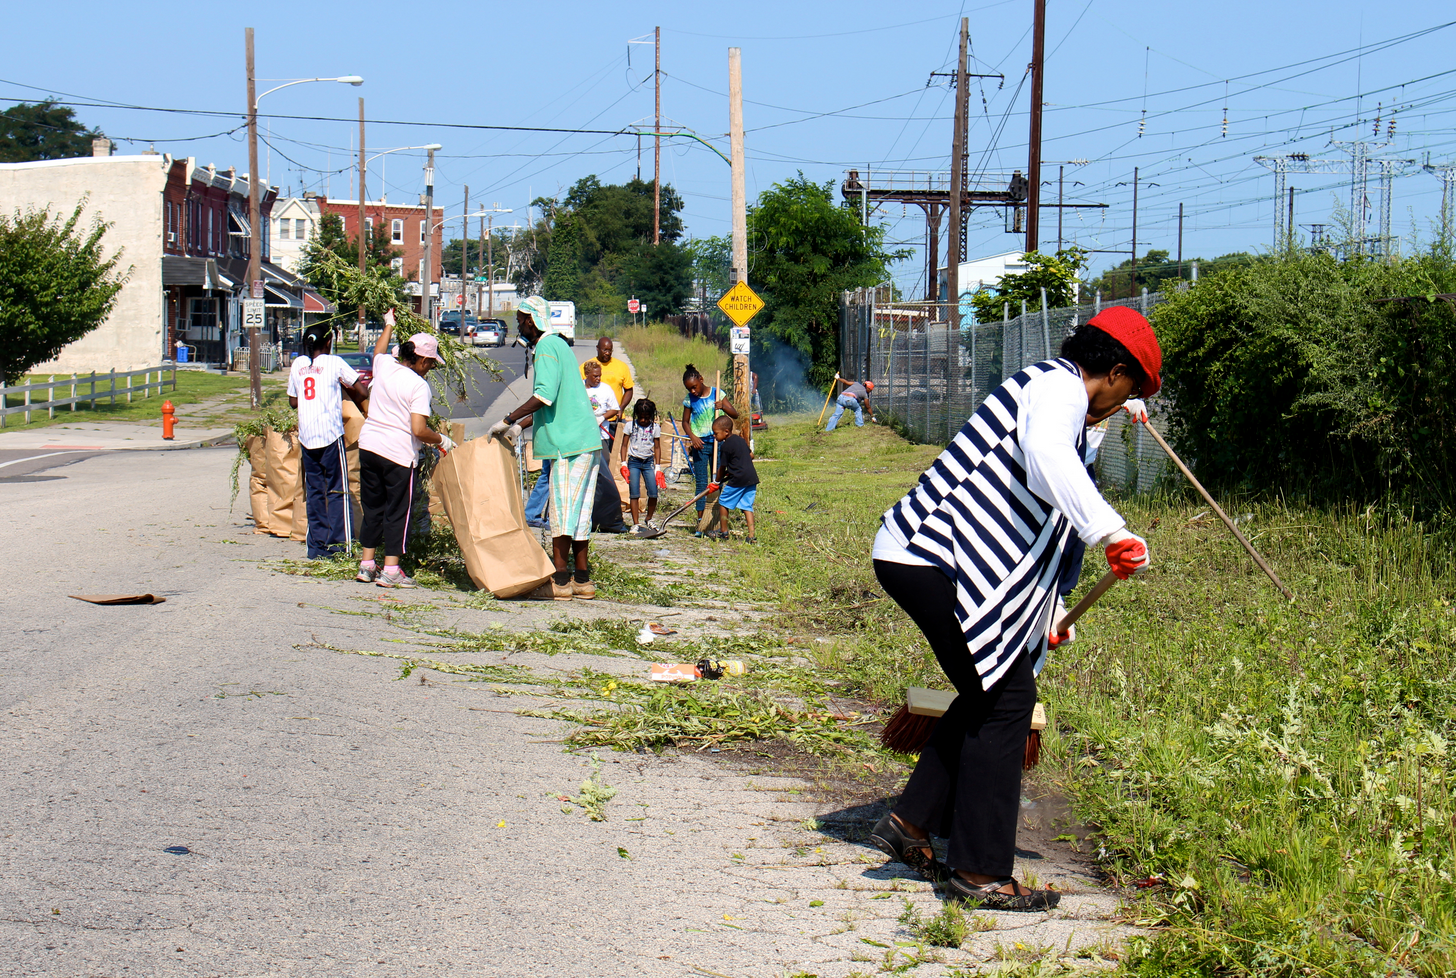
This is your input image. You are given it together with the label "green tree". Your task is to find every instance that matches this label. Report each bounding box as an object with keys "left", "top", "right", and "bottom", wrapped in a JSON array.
[
  {"left": 967, "top": 248, "right": 1088, "bottom": 323},
  {"left": 542, "top": 213, "right": 581, "bottom": 303},
  {"left": 746, "top": 175, "right": 908, "bottom": 385},
  {"left": 0, "top": 102, "right": 102, "bottom": 163},
  {"left": 1087, "top": 249, "right": 1259, "bottom": 299},
  {"left": 297, "top": 213, "right": 402, "bottom": 310},
  {"left": 685, "top": 235, "right": 734, "bottom": 305},
  {"left": 0, "top": 200, "right": 127, "bottom": 383},
  {"left": 620, "top": 242, "right": 693, "bottom": 320}
]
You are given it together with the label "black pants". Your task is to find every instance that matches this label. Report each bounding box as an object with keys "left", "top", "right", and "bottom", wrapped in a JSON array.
[
  {"left": 874, "top": 559, "right": 1036, "bottom": 877},
  {"left": 358, "top": 449, "right": 413, "bottom": 558},
  {"left": 592, "top": 437, "right": 627, "bottom": 531},
  {"left": 300, "top": 437, "right": 349, "bottom": 559}
]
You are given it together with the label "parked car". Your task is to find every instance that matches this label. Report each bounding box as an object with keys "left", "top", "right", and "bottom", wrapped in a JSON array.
[
  {"left": 439, "top": 311, "right": 479, "bottom": 341},
  {"left": 476, "top": 318, "right": 507, "bottom": 347},
  {"left": 337, "top": 351, "right": 374, "bottom": 390}
]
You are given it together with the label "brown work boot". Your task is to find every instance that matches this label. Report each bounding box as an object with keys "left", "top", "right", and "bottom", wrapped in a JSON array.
[
  {"left": 528, "top": 581, "right": 574, "bottom": 601},
  {"left": 572, "top": 579, "right": 597, "bottom": 600}
]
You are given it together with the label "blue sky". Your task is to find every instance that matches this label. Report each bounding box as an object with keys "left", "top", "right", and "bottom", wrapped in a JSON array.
[{"left": 5, "top": 1, "right": 1454, "bottom": 295}]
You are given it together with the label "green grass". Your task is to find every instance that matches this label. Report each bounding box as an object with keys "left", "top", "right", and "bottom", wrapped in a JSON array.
[
  {"left": 1, "top": 369, "right": 287, "bottom": 431},
  {"left": 615, "top": 323, "right": 732, "bottom": 408}
]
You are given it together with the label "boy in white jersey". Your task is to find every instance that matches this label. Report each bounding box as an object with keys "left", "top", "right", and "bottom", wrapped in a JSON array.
[{"left": 288, "top": 327, "right": 367, "bottom": 558}]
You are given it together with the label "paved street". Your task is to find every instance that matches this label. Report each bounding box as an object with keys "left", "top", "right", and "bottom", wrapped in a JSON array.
[{"left": 0, "top": 447, "right": 1123, "bottom": 977}]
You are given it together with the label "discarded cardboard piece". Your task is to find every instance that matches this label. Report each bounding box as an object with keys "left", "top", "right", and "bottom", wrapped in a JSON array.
[{"left": 70, "top": 594, "right": 166, "bottom": 605}]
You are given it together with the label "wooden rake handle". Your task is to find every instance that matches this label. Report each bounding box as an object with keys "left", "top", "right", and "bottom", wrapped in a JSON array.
[
  {"left": 1054, "top": 569, "right": 1118, "bottom": 634},
  {"left": 1138, "top": 419, "right": 1295, "bottom": 602}
]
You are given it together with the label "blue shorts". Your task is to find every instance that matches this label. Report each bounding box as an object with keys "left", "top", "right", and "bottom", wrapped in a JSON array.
[{"left": 718, "top": 484, "right": 756, "bottom": 511}]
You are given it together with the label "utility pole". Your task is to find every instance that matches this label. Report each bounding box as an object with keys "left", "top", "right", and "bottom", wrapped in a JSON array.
[
  {"left": 728, "top": 46, "right": 750, "bottom": 444},
  {"left": 481, "top": 214, "right": 488, "bottom": 320},
  {"left": 1025, "top": 0, "right": 1047, "bottom": 253},
  {"left": 947, "top": 17, "right": 967, "bottom": 325},
  {"left": 1057, "top": 164, "right": 1064, "bottom": 251},
  {"left": 1177, "top": 202, "right": 1184, "bottom": 280},
  {"left": 422, "top": 147, "right": 436, "bottom": 326},
  {"left": 1287, "top": 186, "right": 1295, "bottom": 248},
  {"left": 245, "top": 28, "right": 262, "bottom": 408},
  {"left": 357, "top": 97, "right": 366, "bottom": 344},
  {"left": 653, "top": 26, "right": 662, "bottom": 245},
  {"left": 1129, "top": 166, "right": 1138, "bottom": 299},
  {"left": 462, "top": 185, "right": 470, "bottom": 316}
]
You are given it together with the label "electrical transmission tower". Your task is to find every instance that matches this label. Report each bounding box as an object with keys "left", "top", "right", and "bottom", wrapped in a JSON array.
[{"left": 1255, "top": 143, "right": 1417, "bottom": 256}]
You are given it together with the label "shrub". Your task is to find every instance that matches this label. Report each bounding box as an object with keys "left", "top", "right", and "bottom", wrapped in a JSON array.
[{"left": 1153, "top": 248, "right": 1456, "bottom": 514}]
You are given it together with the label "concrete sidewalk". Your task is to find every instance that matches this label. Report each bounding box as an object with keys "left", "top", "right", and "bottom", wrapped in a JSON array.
[{"left": 0, "top": 419, "right": 233, "bottom": 451}]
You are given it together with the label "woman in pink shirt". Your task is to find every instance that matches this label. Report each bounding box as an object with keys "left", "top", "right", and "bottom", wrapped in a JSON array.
[{"left": 355, "top": 310, "right": 454, "bottom": 588}]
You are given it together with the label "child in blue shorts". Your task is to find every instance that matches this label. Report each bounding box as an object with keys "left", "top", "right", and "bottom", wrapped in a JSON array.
[{"left": 709, "top": 416, "right": 759, "bottom": 543}]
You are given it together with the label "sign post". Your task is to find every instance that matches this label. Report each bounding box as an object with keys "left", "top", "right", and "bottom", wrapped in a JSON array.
[
  {"left": 627, "top": 296, "right": 640, "bottom": 327},
  {"left": 242, "top": 298, "right": 265, "bottom": 375},
  {"left": 716, "top": 281, "right": 764, "bottom": 442}
]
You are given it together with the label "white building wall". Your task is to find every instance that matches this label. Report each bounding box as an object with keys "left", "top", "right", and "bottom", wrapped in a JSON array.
[
  {"left": 270, "top": 197, "right": 319, "bottom": 273},
  {"left": 0, "top": 155, "right": 168, "bottom": 373}
]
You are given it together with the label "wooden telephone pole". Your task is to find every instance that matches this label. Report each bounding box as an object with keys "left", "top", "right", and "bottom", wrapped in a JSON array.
[
  {"left": 653, "top": 26, "right": 661, "bottom": 245},
  {"left": 729, "top": 47, "right": 751, "bottom": 443},
  {"left": 1025, "top": 0, "right": 1047, "bottom": 253}
]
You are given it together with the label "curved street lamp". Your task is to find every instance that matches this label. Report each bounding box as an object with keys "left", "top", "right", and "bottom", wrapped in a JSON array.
[{"left": 245, "top": 26, "right": 361, "bottom": 407}]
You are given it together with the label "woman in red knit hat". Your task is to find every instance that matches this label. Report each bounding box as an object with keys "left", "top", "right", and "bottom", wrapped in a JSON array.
[{"left": 869, "top": 305, "right": 1160, "bottom": 909}]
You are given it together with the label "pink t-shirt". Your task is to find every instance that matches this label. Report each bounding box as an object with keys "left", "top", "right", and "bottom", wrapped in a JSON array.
[{"left": 358, "top": 354, "right": 433, "bottom": 467}]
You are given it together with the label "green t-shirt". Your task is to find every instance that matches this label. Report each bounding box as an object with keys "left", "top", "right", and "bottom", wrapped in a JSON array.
[{"left": 531, "top": 334, "right": 601, "bottom": 460}]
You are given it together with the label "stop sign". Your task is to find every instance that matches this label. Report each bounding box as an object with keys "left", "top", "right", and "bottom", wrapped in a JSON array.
[
  {"left": 456, "top": 295, "right": 465, "bottom": 307},
  {"left": 628, "top": 298, "right": 640, "bottom": 314}
]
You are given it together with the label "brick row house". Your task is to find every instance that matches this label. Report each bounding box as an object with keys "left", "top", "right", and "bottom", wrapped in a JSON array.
[{"left": 311, "top": 196, "right": 444, "bottom": 317}]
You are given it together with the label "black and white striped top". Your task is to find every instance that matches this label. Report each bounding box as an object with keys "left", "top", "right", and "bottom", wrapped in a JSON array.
[{"left": 880, "top": 359, "right": 1089, "bottom": 689}]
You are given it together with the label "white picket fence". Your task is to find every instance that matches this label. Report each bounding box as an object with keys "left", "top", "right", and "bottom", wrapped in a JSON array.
[{"left": 0, "top": 365, "right": 179, "bottom": 427}]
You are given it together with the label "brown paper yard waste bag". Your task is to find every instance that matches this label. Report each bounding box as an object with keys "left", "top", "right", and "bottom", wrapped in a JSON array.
[
  {"left": 434, "top": 435, "right": 553, "bottom": 598},
  {"left": 245, "top": 435, "right": 270, "bottom": 534},
  {"left": 263, "top": 427, "right": 303, "bottom": 538},
  {"left": 342, "top": 401, "right": 366, "bottom": 536}
]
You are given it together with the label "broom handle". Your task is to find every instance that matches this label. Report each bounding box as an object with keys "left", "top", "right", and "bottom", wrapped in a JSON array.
[
  {"left": 1054, "top": 570, "right": 1118, "bottom": 633},
  {"left": 1139, "top": 419, "right": 1294, "bottom": 602}
]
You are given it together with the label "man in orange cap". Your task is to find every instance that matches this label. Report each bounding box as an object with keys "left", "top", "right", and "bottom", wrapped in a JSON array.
[{"left": 825, "top": 374, "right": 876, "bottom": 431}]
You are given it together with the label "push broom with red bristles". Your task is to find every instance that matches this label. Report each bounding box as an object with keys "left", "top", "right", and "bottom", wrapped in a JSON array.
[{"left": 879, "top": 569, "right": 1120, "bottom": 765}]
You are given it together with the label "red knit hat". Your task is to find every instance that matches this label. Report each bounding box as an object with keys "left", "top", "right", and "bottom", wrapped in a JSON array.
[{"left": 1086, "top": 306, "right": 1162, "bottom": 397}]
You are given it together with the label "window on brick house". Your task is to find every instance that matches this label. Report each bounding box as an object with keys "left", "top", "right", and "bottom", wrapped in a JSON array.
[
  {"left": 365, "top": 217, "right": 374, "bottom": 236},
  {"left": 419, "top": 220, "right": 426, "bottom": 244},
  {"left": 391, "top": 257, "right": 403, "bottom": 274},
  {"left": 391, "top": 219, "right": 403, "bottom": 244},
  {"left": 207, "top": 207, "right": 214, "bottom": 255}
]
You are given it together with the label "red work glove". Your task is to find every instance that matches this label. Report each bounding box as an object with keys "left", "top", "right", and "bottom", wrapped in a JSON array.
[
  {"left": 1047, "top": 598, "right": 1075, "bottom": 647},
  {"left": 620, "top": 464, "right": 629, "bottom": 481},
  {"left": 1121, "top": 398, "right": 1149, "bottom": 424},
  {"left": 655, "top": 466, "right": 667, "bottom": 490},
  {"left": 1103, "top": 528, "right": 1150, "bottom": 580},
  {"left": 707, "top": 482, "right": 720, "bottom": 494}
]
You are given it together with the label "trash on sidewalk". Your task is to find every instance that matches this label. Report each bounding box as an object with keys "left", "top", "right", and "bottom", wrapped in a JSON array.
[
  {"left": 648, "top": 658, "right": 747, "bottom": 682},
  {"left": 70, "top": 594, "right": 166, "bottom": 605},
  {"left": 649, "top": 663, "right": 700, "bottom": 682},
  {"left": 647, "top": 622, "right": 676, "bottom": 636}
]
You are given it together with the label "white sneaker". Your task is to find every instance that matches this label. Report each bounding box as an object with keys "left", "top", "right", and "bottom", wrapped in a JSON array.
[{"left": 376, "top": 569, "right": 418, "bottom": 589}]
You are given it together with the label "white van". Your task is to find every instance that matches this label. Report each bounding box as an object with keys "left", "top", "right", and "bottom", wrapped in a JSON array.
[{"left": 547, "top": 301, "right": 576, "bottom": 346}]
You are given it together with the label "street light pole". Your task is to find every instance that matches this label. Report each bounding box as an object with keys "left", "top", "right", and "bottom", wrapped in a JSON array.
[
  {"left": 421, "top": 147, "right": 436, "bottom": 326},
  {"left": 245, "top": 28, "right": 262, "bottom": 408},
  {"left": 357, "top": 97, "right": 366, "bottom": 344}
]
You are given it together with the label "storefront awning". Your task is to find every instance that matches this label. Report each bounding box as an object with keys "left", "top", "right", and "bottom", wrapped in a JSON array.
[
  {"left": 302, "top": 288, "right": 335, "bottom": 314},
  {"left": 264, "top": 284, "right": 303, "bottom": 309}
]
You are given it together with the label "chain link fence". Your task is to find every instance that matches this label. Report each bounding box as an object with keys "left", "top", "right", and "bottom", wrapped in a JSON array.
[{"left": 839, "top": 286, "right": 1171, "bottom": 494}]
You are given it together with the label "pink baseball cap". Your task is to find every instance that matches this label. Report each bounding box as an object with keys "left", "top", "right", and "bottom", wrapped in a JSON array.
[{"left": 407, "top": 332, "right": 441, "bottom": 362}]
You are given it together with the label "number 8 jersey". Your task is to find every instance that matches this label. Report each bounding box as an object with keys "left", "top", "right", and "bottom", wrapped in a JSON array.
[{"left": 287, "top": 353, "right": 360, "bottom": 449}]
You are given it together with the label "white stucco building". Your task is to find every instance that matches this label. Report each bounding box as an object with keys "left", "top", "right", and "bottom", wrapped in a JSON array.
[{"left": 0, "top": 153, "right": 170, "bottom": 373}]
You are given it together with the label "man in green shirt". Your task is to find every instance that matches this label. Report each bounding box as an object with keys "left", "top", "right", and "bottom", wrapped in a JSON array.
[{"left": 490, "top": 295, "right": 602, "bottom": 600}]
